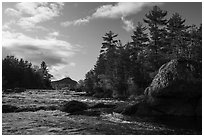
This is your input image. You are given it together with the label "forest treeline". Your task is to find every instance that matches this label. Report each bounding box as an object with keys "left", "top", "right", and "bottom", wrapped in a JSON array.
[
  {"left": 79, "top": 6, "right": 202, "bottom": 98},
  {"left": 2, "top": 56, "right": 53, "bottom": 89}
]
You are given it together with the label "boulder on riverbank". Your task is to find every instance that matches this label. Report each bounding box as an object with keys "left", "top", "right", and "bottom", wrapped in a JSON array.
[
  {"left": 60, "top": 100, "right": 88, "bottom": 113},
  {"left": 143, "top": 59, "right": 202, "bottom": 117},
  {"left": 14, "top": 87, "right": 26, "bottom": 93},
  {"left": 90, "top": 103, "right": 115, "bottom": 109},
  {"left": 3, "top": 88, "right": 26, "bottom": 94},
  {"left": 113, "top": 95, "right": 147, "bottom": 115},
  {"left": 2, "top": 104, "right": 19, "bottom": 113}
]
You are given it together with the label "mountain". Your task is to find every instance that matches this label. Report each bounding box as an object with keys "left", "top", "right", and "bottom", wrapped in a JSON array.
[{"left": 51, "top": 77, "right": 77, "bottom": 90}]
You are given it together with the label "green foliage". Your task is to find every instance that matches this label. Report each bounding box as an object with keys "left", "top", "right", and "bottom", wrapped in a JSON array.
[
  {"left": 2, "top": 56, "right": 53, "bottom": 89},
  {"left": 84, "top": 5, "right": 202, "bottom": 99}
]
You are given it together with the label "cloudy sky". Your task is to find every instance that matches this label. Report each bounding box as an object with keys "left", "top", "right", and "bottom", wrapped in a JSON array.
[{"left": 2, "top": 2, "right": 202, "bottom": 81}]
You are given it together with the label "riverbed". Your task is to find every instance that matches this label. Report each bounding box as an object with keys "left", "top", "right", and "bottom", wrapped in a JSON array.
[{"left": 2, "top": 90, "right": 202, "bottom": 135}]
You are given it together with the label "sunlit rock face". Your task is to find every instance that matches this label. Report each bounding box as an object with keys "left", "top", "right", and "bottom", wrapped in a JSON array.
[{"left": 144, "top": 59, "right": 202, "bottom": 116}]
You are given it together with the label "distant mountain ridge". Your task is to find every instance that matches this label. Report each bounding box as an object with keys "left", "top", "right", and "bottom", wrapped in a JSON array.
[{"left": 51, "top": 77, "right": 77, "bottom": 90}]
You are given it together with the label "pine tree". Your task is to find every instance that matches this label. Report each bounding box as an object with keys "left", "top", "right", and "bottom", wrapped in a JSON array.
[
  {"left": 130, "top": 22, "right": 150, "bottom": 88},
  {"left": 187, "top": 24, "right": 202, "bottom": 62},
  {"left": 113, "top": 41, "right": 131, "bottom": 96},
  {"left": 144, "top": 6, "right": 167, "bottom": 50},
  {"left": 167, "top": 12, "right": 189, "bottom": 59},
  {"left": 101, "top": 31, "right": 118, "bottom": 54},
  {"left": 131, "top": 22, "right": 149, "bottom": 49},
  {"left": 35, "top": 61, "right": 52, "bottom": 88},
  {"left": 94, "top": 53, "right": 106, "bottom": 76},
  {"left": 144, "top": 6, "right": 168, "bottom": 70},
  {"left": 84, "top": 69, "right": 96, "bottom": 94},
  {"left": 101, "top": 31, "right": 119, "bottom": 79},
  {"left": 2, "top": 56, "right": 53, "bottom": 89}
]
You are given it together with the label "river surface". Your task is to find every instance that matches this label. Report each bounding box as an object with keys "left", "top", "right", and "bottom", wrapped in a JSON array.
[{"left": 2, "top": 90, "right": 202, "bottom": 135}]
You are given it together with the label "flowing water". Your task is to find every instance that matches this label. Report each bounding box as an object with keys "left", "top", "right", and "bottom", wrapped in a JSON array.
[{"left": 2, "top": 90, "right": 202, "bottom": 135}]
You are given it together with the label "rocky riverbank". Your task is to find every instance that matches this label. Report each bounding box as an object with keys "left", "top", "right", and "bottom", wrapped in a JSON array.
[{"left": 2, "top": 90, "right": 201, "bottom": 135}]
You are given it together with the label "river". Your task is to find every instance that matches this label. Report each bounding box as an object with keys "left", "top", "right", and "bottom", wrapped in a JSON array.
[{"left": 2, "top": 90, "right": 202, "bottom": 135}]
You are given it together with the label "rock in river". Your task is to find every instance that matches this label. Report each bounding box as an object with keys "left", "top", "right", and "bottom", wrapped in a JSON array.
[
  {"left": 60, "top": 100, "right": 88, "bottom": 113},
  {"left": 2, "top": 104, "right": 19, "bottom": 113}
]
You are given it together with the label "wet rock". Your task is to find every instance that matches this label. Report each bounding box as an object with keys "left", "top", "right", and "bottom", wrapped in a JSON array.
[
  {"left": 71, "top": 109, "right": 101, "bottom": 116},
  {"left": 3, "top": 89, "right": 13, "bottom": 94},
  {"left": 18, "top": 105, "right": 58, "bottom": 112},
  {"left": 144, "top": 59, "right": 202, "bottom": 116},
  {"left": 14, "top": 88, "right": 26, "bottom": 93},
  {"left": 3, "top": 88, "right": 26, "bottom": 94},
  {"left": 93, "top": 92, "right": 104, "bottom": 98},
  {"left": 113, "top": 95, "right": 149, "bottom": 116},
  {"left": 2, "top": 104, "right": 19, "bottom": 113},
  {"left": 114, "top": 103, "right": 129, "bottom": 113},
  {"left": 121, "top": 103, "right": 139, "bottom": 115},
  {"left": 48, "top": 127, "right": 64, "bottom": 132},
  {"left": 90, "top": 103, "right": 115, "bottom": 109},
  {"left": 60, "top": 100, "right": 88, "bottom": 113},
  {"left": 121, "top": 96, "right": 151, "bottom": 116}
]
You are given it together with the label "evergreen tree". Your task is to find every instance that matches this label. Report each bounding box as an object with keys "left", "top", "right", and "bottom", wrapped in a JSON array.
[
  {"left": 167, "top": 12, "right": 189, "bottom": 59},
  {"left": 2, "top": 56, "right": 53, "bottom": 89},
  {"left": 130, "top": 22, "right": 150, "bottom": 88},
  {"left": 114, "top": 41, "right": 131, "bottom": 96},
  {"left": 187, "top": 24, "right": 202, "bottom": 62},
  {"left": 101, "top": 31, "right": 119, "bottom": 80},
  {"left": 144, "top": 6, "right": 168, "bottom": 70},
  {"left": 94, "top": 53, "right": 106, "bottom": 76},
  {"left": 39, "top": 61, "right": 53, "bottom": 88},
  {"left": 83, "top": 5, "right": 202, "bottom": 99},
  {"left": 84, "top": 69, "right": 96, "bottom": 94}
]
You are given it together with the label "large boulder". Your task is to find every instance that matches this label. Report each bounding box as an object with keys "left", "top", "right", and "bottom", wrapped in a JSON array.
[
  {"left": 114, "top": 95, "right": 150, "bottom": 116},
  {"left": 90, "top": 103, "right": 115, "bottom": 109},
  {"left": 14, "top": 87, "right": 26, "bottom": 93},
  {"left": 2, "top": 104, "right": 19, "bottom": 113},
  {"left": 144, "top": 59, "right": 202, "bottom": 116},
  {"left": 3, "top": 89, "right": 13, "bottom": 94},
  {"left": 60, "top": 100, "right": 88, "bottom": 113}
]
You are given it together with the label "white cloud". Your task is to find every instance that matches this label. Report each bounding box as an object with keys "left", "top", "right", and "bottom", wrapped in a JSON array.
[
  {"left": 4, "top": 2, "right": 64, "bottom": 31},
  {"left": 69, "top": 62, "right": 76, "bottom": 67},
  {"left": 61, "top": 2, "right": 162, "bottom": 31},
  {"left": 93, "top": 2, "right": 156, "bottom": 18},
  {"left": 5, "top": 8, "right": 21, "bottom": 17},
  {"left": 48, "top": 31, "right": 59, "bottom": 38},
  {"left": 2, "top": 20, "right": 16, "bottom": 30},
  {"left": 121, "top": 17, "right": 135, "bottom": 32},
  {"left": 61, "top": 16, "right": 91, "bottom": 27},
  {"left": 92, "top": 2, "right": 162, "bottom": 31},
  {"left": 2, "top": 30, "right": 78, "bottom": 67}
]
